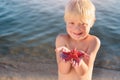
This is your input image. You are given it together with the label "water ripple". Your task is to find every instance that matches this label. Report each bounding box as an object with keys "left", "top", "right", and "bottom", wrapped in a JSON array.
[{"left": 0, "top": 0, "right": 120, "bottom": 70}]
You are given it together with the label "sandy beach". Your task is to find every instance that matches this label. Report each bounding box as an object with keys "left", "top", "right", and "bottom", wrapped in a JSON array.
[{"left": 0, "top": 57, "right": 120, "bottom": 80}]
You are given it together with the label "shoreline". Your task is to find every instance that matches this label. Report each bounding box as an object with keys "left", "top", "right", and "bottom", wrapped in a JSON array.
[
  {"left": 0, "top": 58, "right": 120, "bottom": 80},
  {"left": 93, "top": 67, "right": 120, "bottom": 80}
]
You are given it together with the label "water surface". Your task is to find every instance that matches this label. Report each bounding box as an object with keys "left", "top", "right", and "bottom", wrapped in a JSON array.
[{"left": 0, "top": 0, "right": 120, "bottom": 70}]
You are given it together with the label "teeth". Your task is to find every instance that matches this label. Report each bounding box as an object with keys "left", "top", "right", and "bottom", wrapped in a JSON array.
[{"left": 74, "top": 33, "right": 82, "bottom": 35}]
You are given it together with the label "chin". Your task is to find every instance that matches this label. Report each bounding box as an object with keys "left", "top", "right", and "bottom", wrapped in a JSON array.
[{"left": 72, "top": 35, "right": 88, "bottom": 41}]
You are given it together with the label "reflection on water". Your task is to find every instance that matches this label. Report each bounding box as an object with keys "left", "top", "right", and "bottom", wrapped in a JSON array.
[{"left": 0, "top": 0, "right": 120, "bottom": 70}]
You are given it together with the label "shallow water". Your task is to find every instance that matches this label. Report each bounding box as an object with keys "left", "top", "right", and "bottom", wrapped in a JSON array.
[{"left": 0, "top": 0, "right": 120, "bottom": 70}]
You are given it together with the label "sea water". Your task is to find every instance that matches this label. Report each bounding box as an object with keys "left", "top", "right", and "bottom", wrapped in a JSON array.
[{"left": 0, "top": 0, "right": 120, "bottom": 70}]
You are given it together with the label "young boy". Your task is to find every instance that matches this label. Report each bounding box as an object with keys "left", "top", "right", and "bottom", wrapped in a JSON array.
[{"left": 55, "top": 0, "right": 100, "bottom": 80}]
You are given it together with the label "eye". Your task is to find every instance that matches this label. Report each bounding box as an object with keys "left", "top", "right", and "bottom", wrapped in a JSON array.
[
  {"left": 81, "top": 23, "right": 88, "bottom": 27},
  {"left": 69, "top": 22, "right": 74, "bottom": 25}
]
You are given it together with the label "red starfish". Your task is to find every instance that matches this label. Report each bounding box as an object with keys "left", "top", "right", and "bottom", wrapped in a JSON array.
[
  {"left": 61, "top": 49, "right": 89, "bottom": 63},
  {"left": 61, "top": 51, "right": 72, "bottom": 61},
  {"left": 70, "top": 49, "right": 85, "bottom": 63}
]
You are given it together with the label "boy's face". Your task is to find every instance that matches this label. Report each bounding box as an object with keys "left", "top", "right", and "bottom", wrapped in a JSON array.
[{"left": 65, "top": 17, "right": 92, "bottom": 41}]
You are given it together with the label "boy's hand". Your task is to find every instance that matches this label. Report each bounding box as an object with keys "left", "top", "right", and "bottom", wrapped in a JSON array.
[
  {"left": 55, "top": 46, "right": 70, "bottom": 53},
  {"left": 55, "top": 46, "right": 71, "bottom": 62},
  {"left": 71, "top": 58, "right": 82, "bottom": 67}
]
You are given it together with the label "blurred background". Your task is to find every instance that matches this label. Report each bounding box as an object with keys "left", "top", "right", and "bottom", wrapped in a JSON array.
[{"left": 0, "top": 0, "right": 120, "bottom": 71}]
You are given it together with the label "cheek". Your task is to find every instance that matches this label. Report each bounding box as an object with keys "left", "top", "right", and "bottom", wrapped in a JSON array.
[
  {"left": 66, "top": 26, "right": 70, "bottom": 32},
  {"left": 66, "top": 25, "right": 73, "bottom": 31},
  {"left": 66, "top": 26, "right": 73, "bottom": 35},
  {"left": 85, "top": 27, "right": 90, "bottom": 33}
]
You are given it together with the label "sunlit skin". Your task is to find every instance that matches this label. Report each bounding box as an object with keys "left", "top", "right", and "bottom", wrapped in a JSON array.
[
  {"left": 56, "top": 16, "right": 100, "bottom": 80},
  {"left": 55, "top": 0, "right": 101, "bottom": 80},
  {"left": 66, "top": 17, "right": 91, "bottom": 41}
]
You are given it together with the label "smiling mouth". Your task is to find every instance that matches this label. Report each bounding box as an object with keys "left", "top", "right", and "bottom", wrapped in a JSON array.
[{"left": 73, "top": 32, "right": 82, "bottom": 36}]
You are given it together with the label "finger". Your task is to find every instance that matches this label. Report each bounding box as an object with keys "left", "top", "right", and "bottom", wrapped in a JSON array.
[
  {"left": 75, "top": 61, "right": 80, "bottom": 67},
  {"left": 70, "top": 59, "right": 73, "bottom": 63},
  {"left": 61, "top": 58, "right": 66, "bottom": 62},
  {"left": 62, "top": 47, "right": 70, "bottom": 52},
  {"left": 63, "top": 59, "right": 66, "bottom": 62},
  {"left": 72, "top": 61, "right": 76, "bottom": 66},
  {"left": 56, "top": 47, "right": 66, "bottom": 53},
  {"left": 76, "top": 63, "right": 79, "bottom": 67},
  {"left": 74, "top": 62, "right": 77, "bottom": 67},
  {"left": 56, "top": 47, "right": 63, "bottom": 52},
  {"left": 79, "top": 62, "right": 81, "bottom": 66}
]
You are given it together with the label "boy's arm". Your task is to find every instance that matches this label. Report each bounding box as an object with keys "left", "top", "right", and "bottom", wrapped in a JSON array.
[
  {"left": 74, "top": 36, "right": 101, "bottom": 76},
  {"left": 87, "top": 36, "right": 101, "bottom": 68},
  {"left": 55, "top": 34, "right": 72, "bottom": 74}
]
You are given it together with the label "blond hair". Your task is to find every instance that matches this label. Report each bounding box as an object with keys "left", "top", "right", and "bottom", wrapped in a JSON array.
[{"left": 64, "top": 0, "right": 95, "bottom": 24}]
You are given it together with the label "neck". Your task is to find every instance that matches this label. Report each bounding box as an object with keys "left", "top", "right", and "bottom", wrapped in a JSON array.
[{"left": 71, "top": 34, "right": 89, "bottom": 43}]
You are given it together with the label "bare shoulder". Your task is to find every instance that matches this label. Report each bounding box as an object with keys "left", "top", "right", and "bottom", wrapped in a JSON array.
[
  {"left": 87, "top": 35, "right": 101, "bottom": 54},
  {"left": 56, "top": 33, "right": 68, "bottom": 40},
  {"left": 87, "top": 35, "right": 101, "bottom": 67},
  {"left": 89, "top": 35, "right": 101, "bottom": 47},
  {"left": 55, "top": 33, "right": 69, "bottom": 48},
  {"left": 56, "top": 33, "right": 69, "bottom": 42},
  {"left": 91, "top": 35, "right": 101, "bottom": 45}
]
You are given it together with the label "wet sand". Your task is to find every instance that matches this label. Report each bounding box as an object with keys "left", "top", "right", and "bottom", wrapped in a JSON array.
[{"left": 0, "top": 57, "right": 120, "bottom": 80}]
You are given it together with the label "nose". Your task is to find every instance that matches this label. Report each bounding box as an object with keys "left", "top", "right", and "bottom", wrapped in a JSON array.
[{"left": 74, "top": 25, "right": 81, "bottom": 31}]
